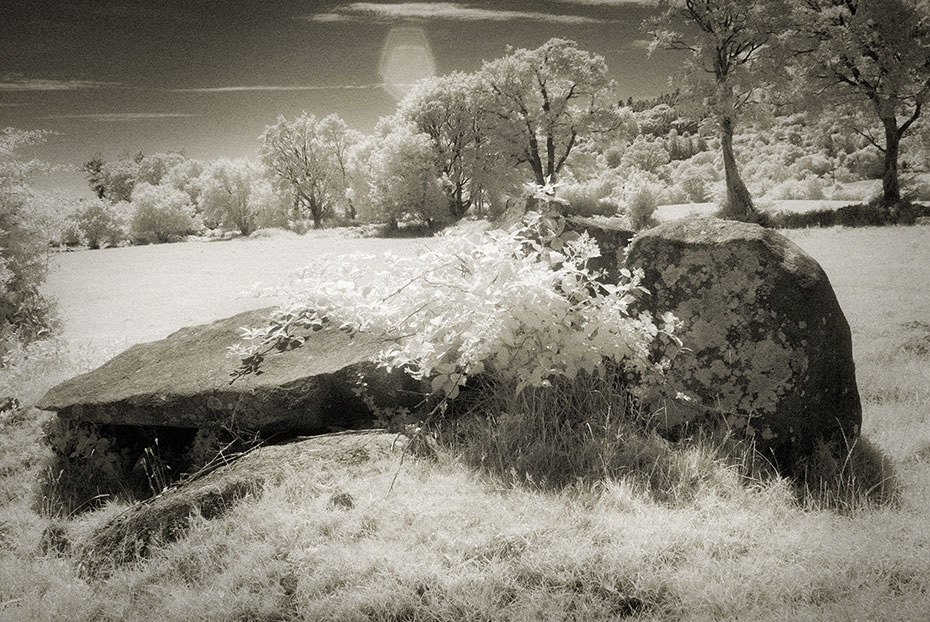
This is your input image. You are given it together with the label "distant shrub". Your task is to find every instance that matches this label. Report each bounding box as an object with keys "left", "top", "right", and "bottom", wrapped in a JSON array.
[
  {"left": 843, "top": 147, "right": 884, "bottom": 179},
  {"left": 766, "top": 176, "right": 827, "bottom": 201},
  {"left": 559, "top": 183, "right": 620, "bottom": 217},
  {"left": 789, "top": 153, "right": 833, "bottom": 178},
  {"left": 73, "top": 198, "right": 127, "bottom": 248},
  {"left": 130, "top": 182, "right": 199, "bottom": 243},
  {"left": 828, "top": 182, "right": 864, "bottom": 201},
  {"left": 669, "top": 155, "right": 718, "bottom": 203},
  {"left": 625, "top": 181, "right": 659, "bottom": 230},
  {"left": 198, "top": 159, "right": 262, "bottom": 235},
  {"left": 620, "top": 135, "right": 670, "bottom": 174},
  {"left": 904, "top": 177, "right": 930, "bottom": 201}
]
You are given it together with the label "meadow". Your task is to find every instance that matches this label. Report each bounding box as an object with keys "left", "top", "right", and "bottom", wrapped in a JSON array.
[{"left": 1, "top": 213, "right": 929, "bottom": 621}]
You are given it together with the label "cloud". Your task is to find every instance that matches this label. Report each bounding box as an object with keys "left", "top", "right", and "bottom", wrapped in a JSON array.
[
  {"left": 0, "top": 78, "right": 124, "bottom": 91},
  {"left": 303, "top": 2, "right": 605, "bottom": 24},
  {"left": 42, "top": 112, "right": 197, "bottom": 122},
  {"left": 171, "top": 84, "right": 386, "bottom": 93}
]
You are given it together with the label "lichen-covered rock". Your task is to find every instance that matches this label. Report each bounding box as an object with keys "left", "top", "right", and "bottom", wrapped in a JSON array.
[
  {"left": 625, "top": 218, "right": 861, "bottom": 465},
  {"left": 565, "top": 215, "right": 635, "bottom": 283},
  {"left": 75, "top": 431, "right": 399, "bottom": 577},
  {"left": 37, "top": 308, "right": 425, "bottom": 434}
]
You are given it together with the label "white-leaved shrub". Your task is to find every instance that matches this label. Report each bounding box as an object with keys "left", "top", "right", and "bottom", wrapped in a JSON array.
[
  {"left": 233, "top": 192, "right": 678, "bottom": 403},
  {"left": 130, "top": 182, "right": 199, "bottom": 244}
]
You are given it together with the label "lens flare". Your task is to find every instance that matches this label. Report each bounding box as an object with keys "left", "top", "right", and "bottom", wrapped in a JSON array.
[{"left": 378, "top": 26, "right": 436, "bottom": 101}]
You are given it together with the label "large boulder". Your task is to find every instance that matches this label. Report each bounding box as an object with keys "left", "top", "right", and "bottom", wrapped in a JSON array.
[
  {"left": 623, "top": 218, "right": 861, "bottom": 465},
  {"left": 37, "top": 308, "right": 425, "bottom": 434},
  {"left": 564, "top": 215, "right": 635, "bottom": 283},
  {"left": 74, "top": 430, "right": 400, "bottom": 577}
]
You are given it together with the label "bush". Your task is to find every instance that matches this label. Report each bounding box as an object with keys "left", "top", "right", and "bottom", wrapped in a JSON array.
[
  {"left": 843, "top": 146, "right": 884, "bottom": 179},
  {"left": 765, "top": 176, "right": 827, "bottom": 201},
  {"left": 625, "top": 182, "right": 659, "bottom": 230},
  {"left": 73, "top": 198, "right": 127, "bottom": 248},
  {"left": 559, "top": 183, "right": 620, "bottom": 217},
  {"left": 130, "top": 182, "right": 199, "bottom": 243},
  {"left": 0, "top": 129, "right": 57, "bottom": 346},
  {"left": 235, "top": 194, "right": 678, "bottom": 401}
]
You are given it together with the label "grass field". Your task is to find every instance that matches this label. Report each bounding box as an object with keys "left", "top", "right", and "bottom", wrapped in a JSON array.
[{"left": 2, "top": 217, "right": 929, "bottom": 620}]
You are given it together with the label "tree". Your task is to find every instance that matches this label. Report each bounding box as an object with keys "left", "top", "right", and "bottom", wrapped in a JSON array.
[
  {"left": 198, "top": 159, "right": 261, "bottom": 235},
  {"left": 367, "top": 126, "right": 447, "bottom": 230},
  {"left": 479, "top": 38, "right": 623, "bottom": 186},
  {"left": 788, "top": 0, "right": 930, "bottom": 208},
  {"left": 397, "top": 71, "right": 492, "bottom": 219},
  {"left": 648, "top": 1, "right": 787, "bottom": 219},
  {"left": 248, "top": 178, "right": 292, "bottom": 230},
  {"left": 99, "top": 158, "right": 139, "bottom": 203},
  {"left": 82, "top": 154, "right": 107, "bottom": 198},
  {"left": 135, "top": 152, "right": 186, "bottom": 186},
  {"left": 259, "top": 112, "right": 351, "bottom": 228},
  {"left": 163, "top": 158, "right": 204, "bottom": 205},
  {"left": 317, "top": 115, "right": 361, "bottom": 220}
]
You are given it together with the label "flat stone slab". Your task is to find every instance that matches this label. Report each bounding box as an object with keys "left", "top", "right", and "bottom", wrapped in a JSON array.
[{"left": 37, "top": 308, "right": 424, "bottom": 434}]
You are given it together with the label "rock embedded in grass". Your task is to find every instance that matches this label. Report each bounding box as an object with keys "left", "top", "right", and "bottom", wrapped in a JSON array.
[
  {"left": 36, "top": 307, "right": 425, "bottom": 434},
  {"left": 75, "top": 431, "right": 398, "bottom": 578},
  {"left": 623, "top": 217, "right": 861, "bottom": 466}
]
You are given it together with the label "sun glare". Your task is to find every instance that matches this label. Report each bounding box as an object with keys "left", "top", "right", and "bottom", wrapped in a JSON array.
[{"left": 378, "top": 26, "right": 436, "bottom": 101}]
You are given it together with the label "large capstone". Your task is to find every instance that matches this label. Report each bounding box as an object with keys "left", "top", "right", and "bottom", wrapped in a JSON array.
[
  {"left": 36, "top": 308, "right": 425, "bottom": 434},
  {"left": 623, "top": 218, "right": 861, "bottom": 465}
]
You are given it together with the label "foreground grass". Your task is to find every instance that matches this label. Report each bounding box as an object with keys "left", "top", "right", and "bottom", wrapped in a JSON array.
[{"left": 1, "top": 224, "right": 929, "bottom": 620}]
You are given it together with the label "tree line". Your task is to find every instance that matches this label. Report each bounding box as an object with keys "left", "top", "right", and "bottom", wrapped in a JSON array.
[
  {"left": 74, "top": 0, "right": 930, "bottom": 236},
  {"left": 4, "top": 0, "right": 930, "bottom": 352}
]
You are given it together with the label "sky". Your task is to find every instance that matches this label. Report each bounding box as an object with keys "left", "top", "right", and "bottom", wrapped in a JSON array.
[{"left": 1, "top": 1, "right": 683, "bottom": 196}]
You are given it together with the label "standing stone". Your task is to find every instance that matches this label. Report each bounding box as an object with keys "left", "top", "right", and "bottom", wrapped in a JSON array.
[{"left": 624, "top": 218, "right": 861, "bottom": 465}]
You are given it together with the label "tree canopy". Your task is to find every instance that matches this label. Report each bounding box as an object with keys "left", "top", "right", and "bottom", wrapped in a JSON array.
[
  {"left": 479, "top": 38, "right": 624, "bottom": 186},
  {"left": 788, "top": 0, "right": 930, "bottom": 208},
  {"left": 259, "top": 113, "right": 355, "bottom": 228}
]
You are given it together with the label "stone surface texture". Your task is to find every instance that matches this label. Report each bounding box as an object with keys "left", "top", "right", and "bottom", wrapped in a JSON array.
[
  {"left": 564, "top": 215, "right": 635, "bottom": 283},
  {"left": 37, "top": 308, "right": 424, "bottom": 434},
  {"left": 75, "top": 431, "right": 398, "bottom": 576},
  {"left": 623, "top": 218, "right": 861, "bottom": 463}
]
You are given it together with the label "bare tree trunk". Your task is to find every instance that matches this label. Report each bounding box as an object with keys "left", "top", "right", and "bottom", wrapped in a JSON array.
[
  {"left": 881, "top": 116, "right": 902, "bottom": 208},
  {"left": 719, "top": 116, "right": 756, "bottom": 220}
]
